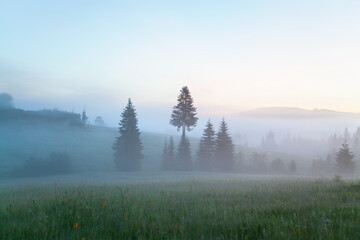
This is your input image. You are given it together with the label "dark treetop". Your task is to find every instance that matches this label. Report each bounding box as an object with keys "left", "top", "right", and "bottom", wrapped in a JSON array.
[{"left": 170, "top": 86, "right": 198, "bottom": 136}]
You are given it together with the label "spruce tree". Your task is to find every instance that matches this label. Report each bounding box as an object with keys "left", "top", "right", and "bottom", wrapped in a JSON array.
[
  {"left": 170, "top": 86, "right": 198, "bottom": 137},
  {"left": 197, "top": 119, "right": 216, "bottom": 171},
  {"left": 176, "top": 134, "right": 192, "bottom": 171},
  {"left": 113, "top": 99, "right": 143, "bottom": 171},
  {"left": 81, "top": 110, "right": 88, "bottom": 124},
  {"left": 336, "top": 141, "right": 355, "bottom": 176},
  {"left": 214, "top": 119, "right": 234, "bottom": 172}
]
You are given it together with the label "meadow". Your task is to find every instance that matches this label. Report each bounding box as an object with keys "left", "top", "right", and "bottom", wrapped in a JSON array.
[{"left": 1, "top": 177, "right": 360, "bottom": 239}]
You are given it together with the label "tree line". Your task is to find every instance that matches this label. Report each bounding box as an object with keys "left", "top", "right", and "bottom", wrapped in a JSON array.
[
  {"left": 112, "top": 86, "right": 235, "bottom": 172},
  {"left": 112, "top": 87, "right": 356, "bottom": 176}
]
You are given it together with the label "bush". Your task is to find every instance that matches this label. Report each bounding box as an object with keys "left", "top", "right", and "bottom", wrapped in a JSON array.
[{"left": 10, "top": 151, "right": 72, "bottom": 178}]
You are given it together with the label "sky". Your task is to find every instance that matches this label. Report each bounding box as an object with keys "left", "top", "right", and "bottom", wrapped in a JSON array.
[{"left": 1, "top": 0, "right": 360, "bottom": 129}]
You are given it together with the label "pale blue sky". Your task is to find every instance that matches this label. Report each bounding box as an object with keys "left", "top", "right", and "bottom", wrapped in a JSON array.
[{"left": 1, "top": 0, "right": 360, "bottom": 129}]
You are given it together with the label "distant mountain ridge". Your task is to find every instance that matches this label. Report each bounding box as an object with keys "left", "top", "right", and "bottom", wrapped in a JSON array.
[{"left": 231, "top": 107, "right": 360, "bottom": 119}]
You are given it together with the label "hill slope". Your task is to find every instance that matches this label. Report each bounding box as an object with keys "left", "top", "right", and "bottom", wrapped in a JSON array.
[{"left": 0, "top": 122, "right": 305, "bottom": 178}]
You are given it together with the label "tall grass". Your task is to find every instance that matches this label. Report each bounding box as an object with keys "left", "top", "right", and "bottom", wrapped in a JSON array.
[{"left": 1, "top": 178, "right": 360, "bottom": 239}]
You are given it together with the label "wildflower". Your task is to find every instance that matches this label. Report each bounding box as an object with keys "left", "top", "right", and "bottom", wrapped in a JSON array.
[
  {"left": 151, "top": 202, "right": 154, "bottom": 206},
  {"left": 74, "top": 222, "right": 79, "bottom": 228},
  {"left": 200, "top": 187, "right": 202, "bottom": 191},
  {"left": 81, "top": 238, "right": 85, "bottom": 240},
  {"left": 103, "top": 202, "right": 106, "bottom": 206},
  {"left": 216, "top": 189, "right": 219, "bottom": 194},
  {"left": 232, "top": 201, "right": 235, "bottom": 205},
  {"left": 124, "top": 213, "right": 129, "bottom": 217}
]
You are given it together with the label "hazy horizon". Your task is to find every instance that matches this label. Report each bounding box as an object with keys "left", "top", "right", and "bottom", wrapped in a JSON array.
[{"left": 2, "top": 1, "right": 360, "bottom": 116}]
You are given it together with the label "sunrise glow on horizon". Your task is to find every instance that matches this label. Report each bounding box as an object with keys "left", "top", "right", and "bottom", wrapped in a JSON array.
[{"left": 1, "top": 0, "right": 360, "bottom": 116}]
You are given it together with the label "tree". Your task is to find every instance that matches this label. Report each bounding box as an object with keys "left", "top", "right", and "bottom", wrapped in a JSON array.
[
  {"left": 162, "top": 136, "right": 176, "bottom": 171},
  {"left": 176, "top": 134, "right": 192, "bottom": 171},
  {"left": 81, "top": 110, "right": 88, "bottom": 124},
  {"left": 0, "top": 93, "right": 14, "bottom": 109},
  {"left": 94, "top": 116, "right": 105, "bottom": 126},
  {"left": 170, "top": 86, "right": 198, "bottom": 137},
  {"left": 336, "top": 141, "right": 355, "bottom": 176},
  {"left": 214, "top": 119, "right": 234, "bottom": 172},
  {"left": 113, "top": 99, "right": 143, "bottom": 171},
  {"left": 197, "top": 119, "right": 216, "bottom": 171}
]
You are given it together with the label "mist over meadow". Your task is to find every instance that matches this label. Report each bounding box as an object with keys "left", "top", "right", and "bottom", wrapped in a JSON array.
[{"left": 2, "top": 1, "right": 360, "bottom": 239}]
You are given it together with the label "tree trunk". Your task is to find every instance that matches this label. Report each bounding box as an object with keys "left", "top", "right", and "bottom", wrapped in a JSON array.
[{"left": 182, "top": 125, "right": 186, "bottom": 137}]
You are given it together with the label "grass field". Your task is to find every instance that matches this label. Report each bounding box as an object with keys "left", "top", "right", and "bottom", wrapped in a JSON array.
[{"left": 1, "top": 176, "right": 360, "bottom": 239}]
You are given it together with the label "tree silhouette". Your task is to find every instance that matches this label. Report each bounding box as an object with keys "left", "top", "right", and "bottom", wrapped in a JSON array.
[
  {"left": 214, "top": 119, "right": 234, "bottom": 172},
  {"left": 81, "top": 110, "right": 88, "bottom": 124},
  {"left": 336, "top": 141, "right": 355, "bottom": 176},
  {"left": 170, "top": 86, "right": 198, "bottom": 137},
  {"left": 113, "top": 99, "right": 143, "bottom": 171},
  {"left": 0, "top": 93, "right": 14, "bottom": 109},
  {"left": 94, "top": 116, "right": 105, "bottom": 126},
  {"left": 197, "top": 119, "right": 216, "bottom": 171},
  {"left": 176, "top": 134, "right": 192, "bottom": 171}
]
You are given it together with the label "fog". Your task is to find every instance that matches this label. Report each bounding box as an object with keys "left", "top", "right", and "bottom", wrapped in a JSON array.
[{"left": 1, "top": 92, "right": 360, "bottom": 183}]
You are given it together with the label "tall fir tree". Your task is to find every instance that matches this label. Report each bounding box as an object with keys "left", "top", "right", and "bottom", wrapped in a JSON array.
[
  {"left": 336, "top": 141, "right": 355, "bottom": 176},
  {"left": 113, "top": 99, "right": 143, "bottom": 171},
  {"left": 170, "top": 86, "right": 198, "bottom": 137},
  {"left": 197, "top": 119, "right": 216, "bottom": 171},
  {"left": 214, "top": 119, "right": 234, "bottom": 172},
  {"left": 176, "top": 134, "right": 192, "bottom": 171}
]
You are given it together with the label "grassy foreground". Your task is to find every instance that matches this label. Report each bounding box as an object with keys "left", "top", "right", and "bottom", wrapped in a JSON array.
[{"left": 1, "top": 178, "right": 360, "bottom": 239}]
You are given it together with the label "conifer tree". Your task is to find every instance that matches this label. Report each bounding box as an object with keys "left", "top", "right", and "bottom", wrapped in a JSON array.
[
  {"left": 336, "top": 141, "right": 355, "bottom": 176},
  {"left": 170, "top": 86, "right": 198, "bottom": 137},
  {"left": 197, "top": 119, "right": 216, "bottom": 171},
  {"left": 81, "top": 110, "right": 88, "bottom": 124},
  {"left": 214, "top": 119, "right": 234, "bottom": 172},
  {"left": 176, "top": 134, "right": 192, "bottom": 171},
  {"left": 113, "top": 99, "right": 143, "bottom": 171}
]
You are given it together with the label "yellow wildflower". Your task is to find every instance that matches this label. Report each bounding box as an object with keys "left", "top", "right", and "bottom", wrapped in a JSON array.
[{"left": 74, "top": 222, "right": 78, "bottom": 228}]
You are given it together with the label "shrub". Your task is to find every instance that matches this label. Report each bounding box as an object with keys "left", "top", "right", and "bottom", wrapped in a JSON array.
[{"left": 9, "top": 151, "right": 71, "bottom": 178}]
